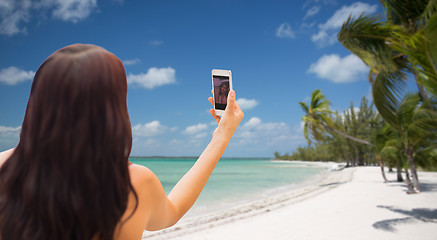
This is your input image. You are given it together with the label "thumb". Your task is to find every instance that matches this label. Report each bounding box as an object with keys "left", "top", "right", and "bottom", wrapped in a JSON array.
[{"left": 226, "top": 90, "right": 236, "bottom": 112}]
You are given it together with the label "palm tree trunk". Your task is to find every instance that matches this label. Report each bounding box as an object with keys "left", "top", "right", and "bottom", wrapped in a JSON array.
[
  {"left": 322, "top": 124, "right": 371, "bottom": 145},
  {"left": 404, "top": 167, "right": 414, "bottom": 192},
  {"left": 405, "top": 146, "right": 420, "bottom": 192},
  {"left": 377, "top": 156, "right": 388, "bottom": 182},
  {"left": 358, "top": 149, "right": 364, "bottom": 166},
  {"left": 396, "top": 158, "right": 403, "bottom": 182}
]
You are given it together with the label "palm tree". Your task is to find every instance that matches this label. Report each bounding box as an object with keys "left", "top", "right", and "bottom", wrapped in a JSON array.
[
  {"left": 343, "top": 98, "right": 377, "bottom": 165},
  {"left": 381, "top": 137, "right": 413, "bottom": 189},
  {"left": 338, "top": 0, "right": 437, "bottom": 112},
  {"left": 338, "top": 0, "right": 437, "bottom": 192},
  {"left": 300, "top": 89, "right": 370, "bottom": 145},
  {"left": 370, "top": 115, "right": 390, "bottom": 182},
  {"left": 378, "top": 122, "right": 404, "bottom": 182},
  {"left": 387, "top": 93, "right": 437, "bottom": 192}
]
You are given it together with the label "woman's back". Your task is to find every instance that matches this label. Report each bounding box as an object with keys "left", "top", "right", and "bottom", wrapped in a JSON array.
[{"left": 0, "top": 150, "right": 161, "bottom": 240}]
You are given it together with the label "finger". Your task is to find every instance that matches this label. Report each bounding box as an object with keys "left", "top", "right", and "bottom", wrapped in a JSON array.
[
  {"left": 210, "top": 108, "right": 220, "bottom": 123},
  {"left": 208, "top": 97, "right": 214, "bottom": 106},
  {"left": 233, "top": 98, "right": 244, "bottom": 119},
  {"left": 233, "top": 97, "right": 241, "bottom": 110},
  {"left": 225, "top": 90, "right": 236, "bottom": 112}
]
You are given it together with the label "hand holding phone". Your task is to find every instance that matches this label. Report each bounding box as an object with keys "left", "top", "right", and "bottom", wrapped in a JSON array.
[
  {"left": 208, "top": 89, "right": 244, "bottom": 139},
  {"left": 212, "top": 69, "right": 233, "bottom": 116}
]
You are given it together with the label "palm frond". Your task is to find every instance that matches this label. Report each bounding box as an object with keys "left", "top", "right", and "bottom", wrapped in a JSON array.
[
  {"left": 390, "top": 93, "right": 437, "bottom": 147},
  {"left": 414, "top": 146, "right": 437, "bottom": 170},
  {"left": 372, "top": 69, "right": 406, "bottom": 129},
  {"left": 382, "top": 0, "right": 429, "bottom": 27},
  {"left": 308, "top": 118, "right": 327, "bottom": 142},
  {"left": 397, "top": 93, "right": 420, "bottom": 126},
  {"left": 408, "top": 102, "right": 437, "bottom": 142},
  {"left": 381, "top": 145, "right": 399, "bottom": 159},
  {"left": 338, "top": 14, "right": 396, "bottom": 72},
  {"left": 372, "top": 123, "right": 391, "bottom": 152},
  {"left": 299, "top": 101, "right": 309, "bottom": 114},
  {"left": 423, "top": 13, "right": 437, "bottom": 96},
  {"left": 311, "top": 89, "right": 330, "bottom": 110},
  {"left": 389, "top": 23, "right": 437, "bottom": 97},
  {"left": 419, "top": 0, "right": 437, "bottom": 26}
]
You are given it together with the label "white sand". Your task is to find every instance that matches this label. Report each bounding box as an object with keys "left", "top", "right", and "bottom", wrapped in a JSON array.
[{"left": 142, "top": 166, "right": 437, "bottom": 240}]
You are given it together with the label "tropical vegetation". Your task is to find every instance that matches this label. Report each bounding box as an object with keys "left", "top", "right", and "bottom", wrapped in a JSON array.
[
  {"left": 338, "top": 0, "right": 437, "bottom": 193},
  {"left": 278, "top": 0, "right": 437, "bottom": 194},
  {"left": 276, "top": 91, "right": 437, "bottom": 190},
  {"left": 276, "top": 92, "right": 379, "bottom": 167}
]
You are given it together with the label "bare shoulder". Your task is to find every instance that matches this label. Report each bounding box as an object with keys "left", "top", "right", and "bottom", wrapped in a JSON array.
[
  {"left": 128, "top": 163, "right": 161, "bottom": 189},
  {"left": 126, "top": 163, "right": 167, "bottom": 220},
  {"left": 0, "top": 148, "right": 15, "bottom": 168}
]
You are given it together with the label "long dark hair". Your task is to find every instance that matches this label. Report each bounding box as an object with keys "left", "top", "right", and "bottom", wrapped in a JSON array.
[
  {"left": 219, "top": 82, "right": 229, "bottom": 96},
  {"left": 0, "top": 44, "right": 136, "bottom": 240}
]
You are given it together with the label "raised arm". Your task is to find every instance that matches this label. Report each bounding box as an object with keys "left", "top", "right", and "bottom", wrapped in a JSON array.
[{"left": 142, "top": 90, "right": 243, "bottom": 231}]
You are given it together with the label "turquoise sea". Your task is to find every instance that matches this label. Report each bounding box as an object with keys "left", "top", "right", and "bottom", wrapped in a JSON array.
[{"left": 130, "top": 157, "right": 329, "bottom": 216}]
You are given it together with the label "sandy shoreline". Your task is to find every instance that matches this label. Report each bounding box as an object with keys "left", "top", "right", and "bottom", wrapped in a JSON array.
[{"left": 142, "top": 166, "right": 437, "bottom": 240}]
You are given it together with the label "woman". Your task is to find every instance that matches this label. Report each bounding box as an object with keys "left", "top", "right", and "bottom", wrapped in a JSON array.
[
  {"left": 216, "top": 82, "right": 229, "bottom": 105},
  {"left": 0, "top": 44, "right": 244, "bottom": 240}
]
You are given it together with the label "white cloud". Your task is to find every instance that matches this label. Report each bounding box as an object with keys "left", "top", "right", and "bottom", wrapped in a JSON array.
[
  {"left": 0, "top": 66, "right": 35, "bottom": 85},
  {"left": 0, "top": 0, "right": 31, "bottom": 36},
  {"left": 311, "top": 2, "right": 378, "bottom": 47},
  {"left": 235, "top": 117, "right": 304, "bottom": 149},
  {"left": 304, "top": 5, "right": 321, "bottom": 19},
  {"left": 0, "top": 0, "right": 97, "bottom": 36},
  {"left": 127, "top": 67, "right": 176, "bottom": 89},
  {"left": 183, "top": 123, "right": 209, "bottom": 141},
  {"left": 298, "top": 121, "right": 305, "bottom": 133},
  {"left": 311, "top": 30, "right": 337, "bottom": 46},
  {"left": 132, "top": 121, "right": 167, "bottom": 137},
  {"left": 0, "top": 125, "right": 21, "bottom": 150},
  {"left": 236, "top": 117, "right": 293, "bottom": 142},
  {"left": 193, "top": 132, "right": 207, "bottom": 139},
  {"left": 307, "top": 54, "right": 368, "bottom": 83},
  {"left": 51, "top": 0, "right": 97, "bottom": 23},
  {"left": 237, "top": 98, "right": 259, "bottom": 111},
  {"left": 242, "top": 117, "right": 262, "bottom": 130},
  {"left": 183, "top": 123, "right": 208, "bottom": 135},
  {"left": 0, "top": 126, "right": 21, "bottom": 134},
  {"left": 131, "top": 137, "right": 166, "bottom": 156},
  {"left": 123, "top": 58, "right": 141, "bottom": 66},
  {"left": 320, "top": 2, "right": 378, "bottom": 30},
  {"left": 128, "top": 117, "right": 308, "bottom": 157},
  {"left": 276, "top": 23, "right": 295, "bottom": 39}
]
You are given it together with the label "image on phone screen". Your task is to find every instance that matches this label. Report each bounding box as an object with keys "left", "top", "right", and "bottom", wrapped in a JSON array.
[{"left": 213, "top": 75, "right": 230, "bottom": 110}]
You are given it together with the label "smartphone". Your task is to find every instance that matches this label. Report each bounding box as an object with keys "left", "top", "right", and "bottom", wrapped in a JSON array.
[{"left": 212, "top": 69, "right": 233, "bottom": 116}]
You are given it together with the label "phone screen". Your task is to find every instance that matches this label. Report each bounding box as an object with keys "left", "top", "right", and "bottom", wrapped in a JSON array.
[{"left": 213, "top": 75, "right": 230, "bottom": 110}]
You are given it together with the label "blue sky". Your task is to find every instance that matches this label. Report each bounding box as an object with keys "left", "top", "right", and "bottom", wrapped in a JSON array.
[{"left": 0, "top": 0, "right": 402, "bottom": 157}]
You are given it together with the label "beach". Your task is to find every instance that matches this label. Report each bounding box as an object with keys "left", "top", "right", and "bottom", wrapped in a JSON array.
[{"left": 142, "top": 165, "right": 437, "bottom": 240}]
